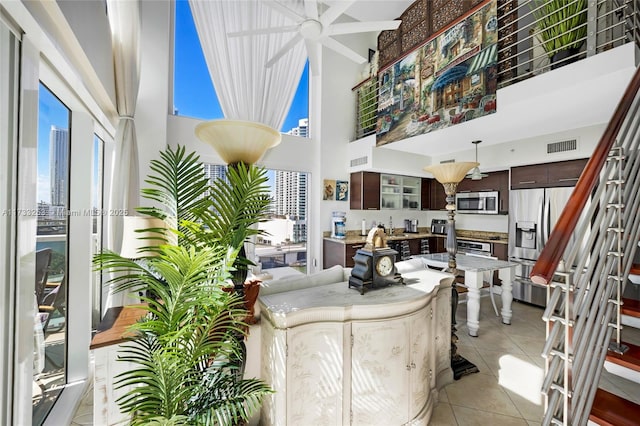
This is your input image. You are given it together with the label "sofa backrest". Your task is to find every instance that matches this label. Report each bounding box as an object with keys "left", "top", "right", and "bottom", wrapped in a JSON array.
[{"left": 260, "top": 265, "right": 347, "bottom": 297}]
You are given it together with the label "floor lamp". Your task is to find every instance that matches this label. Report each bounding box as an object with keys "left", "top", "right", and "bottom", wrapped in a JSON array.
[
  {"left": 195, "top": 118, "right": 281, "bottom": 376},
  {"left": 424, "top": 161, "right": 478, "bottom": 380}
]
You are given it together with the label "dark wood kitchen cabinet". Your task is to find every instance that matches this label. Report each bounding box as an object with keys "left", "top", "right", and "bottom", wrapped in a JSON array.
[
  {"left": 420, "top": 178, "right": 431, "bottom": 210},
  {"left": 323, "top": 239, "right": 366, "bottom": 268},
  {"left": 350, "top": 171, "right": 380, "bottom": 210},
  {"left": 457, "top": 170, "right": 509, "bottom": 214},
  {"left": 511, "top": 159, "right": 587, "bottom": 189},
  {"left": 423, "top": 178, "right": 447, "bottom": 211}
]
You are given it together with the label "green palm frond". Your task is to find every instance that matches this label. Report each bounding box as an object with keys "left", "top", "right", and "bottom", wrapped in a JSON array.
[
  {"left": 137, "top": 145, "right": 211, "bottom": 246},
  {"left": 531, "top": 0, "right": 587, "bottom": 57},
  {"left": 203, "top": 162, "right": 271, "bottom": 254},
  {"left": 188, "top": 365, "right": 274, "bottom": 426},
  {"left": 94, "top": 145, "right": 273, "bottom": 425}
]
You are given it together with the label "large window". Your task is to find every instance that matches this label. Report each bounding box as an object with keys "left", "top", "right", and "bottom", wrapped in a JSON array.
[
  {"left": 204, "top": 164, "right": 308, "bottom": 274},
  {"left": 172, "top": 0, "right": 310, "bottom": 135},
  {"left": 33, "top": 83, "right": 70, "bottom": 425}
]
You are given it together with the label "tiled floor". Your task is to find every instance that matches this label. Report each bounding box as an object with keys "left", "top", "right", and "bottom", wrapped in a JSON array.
[
  {"left": 430, "top": 297, "right": 640, "bottom": 425},
  {"left": 72, "top": 296, "right": 640, "bottom": 425}
]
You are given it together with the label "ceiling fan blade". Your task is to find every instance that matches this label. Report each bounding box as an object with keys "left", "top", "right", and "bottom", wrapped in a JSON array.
[
  {"left": 320, "top": 0, "right": 356, "bottom": 26},
  {"left": 266, "top": 33, "right": 303, "bottom": 68},
  {"left": 320, "top": 36, "right": 367, "bottom": 64},
  {"left": 265, "top": 0, "right": 304, "bottom": 22},
  {"left": 327, "top": 20, "right": 401, "bottom": 36},
  {"left": 304, "top": 0, "right": 319, "bottom": 20},
  {"left": 228, "top": 25, "right": 299, "bottom": 37},
  {"left": 304, "top": 38, "right": 320, "bottom": 75}
]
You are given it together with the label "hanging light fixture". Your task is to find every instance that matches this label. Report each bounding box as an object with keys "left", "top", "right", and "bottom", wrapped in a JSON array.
[{"left": 467, "top": 140, "right": 488, "bottom": 180}]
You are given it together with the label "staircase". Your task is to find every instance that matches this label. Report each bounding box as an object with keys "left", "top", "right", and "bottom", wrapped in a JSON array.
[{"left": 532, "top": 65, "right": 640, "bottom": 425}]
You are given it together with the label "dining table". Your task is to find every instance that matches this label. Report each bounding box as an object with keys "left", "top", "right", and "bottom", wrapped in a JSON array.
[{"left": 414, "top": 253, "right": 520, "bottom": 337}]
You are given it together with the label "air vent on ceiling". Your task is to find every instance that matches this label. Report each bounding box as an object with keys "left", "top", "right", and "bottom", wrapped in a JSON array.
[
  {"left": 350, "top": 156, "right": 368, "bottom": 167},
  {"left": 440, "top": 159, "right": 455, "bottom": 164},
  {"left": 547, "top": 139, "right": 577, "bottom": 154}
]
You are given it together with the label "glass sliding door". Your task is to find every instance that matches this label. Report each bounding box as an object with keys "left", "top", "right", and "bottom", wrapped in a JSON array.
[{"left": 32, "top": 83, "right": 70, "bottom": 425}]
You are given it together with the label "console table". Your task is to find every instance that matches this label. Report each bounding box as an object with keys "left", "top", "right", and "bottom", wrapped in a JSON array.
[
  {"left": 415, "top": 253, "right": 519, "bottom": 337},
  {"left": 258, "top": 269, "right": 454, "bottom": 426}
]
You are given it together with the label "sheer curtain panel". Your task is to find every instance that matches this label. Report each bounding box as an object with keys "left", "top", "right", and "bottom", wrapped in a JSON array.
[
  {"left": 105, "top": 0, "right": 142, "bottom": 308},
  {"left": 189, "top": 0, "right": 308, "bottom": 130}
]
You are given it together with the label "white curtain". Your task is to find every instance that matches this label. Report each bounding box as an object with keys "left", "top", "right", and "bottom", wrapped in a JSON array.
[
  {"left": 105, "top": 0, "right": 142, "bottom": 309},
  {"left": 189, "top": 0, "right": 308, "bottom": 130}
]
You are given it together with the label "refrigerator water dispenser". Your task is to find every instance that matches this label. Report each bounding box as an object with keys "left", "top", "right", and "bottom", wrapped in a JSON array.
[{"left": 515, "top": 221, "right": 537, "bottom": 250}]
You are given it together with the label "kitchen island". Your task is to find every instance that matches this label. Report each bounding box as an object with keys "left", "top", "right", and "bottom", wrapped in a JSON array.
[
  {"left": 258, "top": 268, "right": 455, "bottom": 426},
  {"left": 415, "top": 253, "right": 519, "bottom": 337}
]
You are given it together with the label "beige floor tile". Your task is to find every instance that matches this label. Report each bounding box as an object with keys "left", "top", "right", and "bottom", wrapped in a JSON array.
[
  {"left": 444, "top": 372, "right": 522, "bottom": 418},
  {"left": 450, "top": 405, "right": 529, "bottom": 426},
  {"left": 429, "top": 402, "right": 457, "bottom": 425}
]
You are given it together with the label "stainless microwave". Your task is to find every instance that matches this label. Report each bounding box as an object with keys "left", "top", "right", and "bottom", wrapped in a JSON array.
[{"left": 455, "top": 191, "right": 499, "bottom": 214}]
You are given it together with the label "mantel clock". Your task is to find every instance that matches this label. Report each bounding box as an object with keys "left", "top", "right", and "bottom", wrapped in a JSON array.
[{"left": 348, "top": 227, "right": 404, "bottom": 294}]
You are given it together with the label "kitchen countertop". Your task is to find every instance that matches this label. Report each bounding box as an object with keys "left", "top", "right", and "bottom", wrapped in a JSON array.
[{"left": 324, "top": 228, "right": 508, "bottom": 245}]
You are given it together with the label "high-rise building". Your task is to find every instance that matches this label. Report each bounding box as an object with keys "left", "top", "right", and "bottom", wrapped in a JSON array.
[
  {"left": 286, "top": 118, "right": 308, "bottom": 138},
  {"left": 274, "top": 171, "right": 307, "bottom": 221},
  {"left": 49, "top": 126, "right": 69, "bottom": 206},
  {"left": 203, "top": 163, "right": 228, "bottom": 185}
]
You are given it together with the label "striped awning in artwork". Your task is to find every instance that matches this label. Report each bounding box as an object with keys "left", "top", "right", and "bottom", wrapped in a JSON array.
[{"left": 466, "top": 44, "right": 497, "bottom": 75}]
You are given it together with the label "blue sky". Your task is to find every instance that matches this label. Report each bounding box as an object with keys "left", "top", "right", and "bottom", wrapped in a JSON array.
[
  {"left": 173, "top": 0, "right": 309, "bottom": 132},
  {"left": 38, "top": 1, "right": 308, "bottom": 203}
]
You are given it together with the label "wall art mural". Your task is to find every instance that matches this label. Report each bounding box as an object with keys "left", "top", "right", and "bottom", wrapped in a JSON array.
[{"left": 376, "top": 0, "right": 497, "bottom": 146}]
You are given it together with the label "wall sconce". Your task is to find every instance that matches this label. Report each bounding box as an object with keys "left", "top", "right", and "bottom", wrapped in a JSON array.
[{"left": 194, "top": 119, "right": 282, "bottom": 165}]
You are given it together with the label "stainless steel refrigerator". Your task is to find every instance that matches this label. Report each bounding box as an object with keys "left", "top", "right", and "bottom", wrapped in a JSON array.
[{"left": 508, "top": 186, "right": 586, "bottom": 307}]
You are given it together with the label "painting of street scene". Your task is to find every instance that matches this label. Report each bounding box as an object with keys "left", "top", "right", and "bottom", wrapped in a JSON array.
[{"left": 376, "top": 0, "right": 498, "bottom": 146}]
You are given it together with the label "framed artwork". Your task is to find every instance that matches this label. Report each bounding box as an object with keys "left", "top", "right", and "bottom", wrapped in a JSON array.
[
  {"left": 336, "top": 180, "right": 349, "bottom": 201},
  {"left": 323, "top": 179, "right": 336, "bottom": 200}
]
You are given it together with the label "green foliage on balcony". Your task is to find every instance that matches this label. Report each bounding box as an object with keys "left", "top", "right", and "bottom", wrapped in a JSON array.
[{"left": 532, "top": 0, "right": 588, "bottom": 58}]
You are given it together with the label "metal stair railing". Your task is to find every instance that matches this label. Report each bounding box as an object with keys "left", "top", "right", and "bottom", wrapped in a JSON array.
[{"left": 535, "top": 65, "right": 640, "bottom": 425}]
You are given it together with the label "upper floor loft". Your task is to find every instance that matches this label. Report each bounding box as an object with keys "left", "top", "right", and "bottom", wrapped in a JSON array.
[{"left": 352, "top": 0, "right": 640, "bottom": 160}]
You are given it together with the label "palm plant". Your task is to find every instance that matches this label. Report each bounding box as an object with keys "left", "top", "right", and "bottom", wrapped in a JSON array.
[
  {"left": 531, "top": 0, "right": 587, "bottom": 59},
  {"left": 94, "top": 145, "right": 272, "bottom": 425}
]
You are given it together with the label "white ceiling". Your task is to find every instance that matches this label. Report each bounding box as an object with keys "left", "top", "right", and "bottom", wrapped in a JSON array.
[{"left": 336, "top": 0, "right": 413, "bottom": 22}]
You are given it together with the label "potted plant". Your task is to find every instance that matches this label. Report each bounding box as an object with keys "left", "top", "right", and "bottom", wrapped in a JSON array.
[
  {"left": 94, "top": 146, "right": 272, "bottom": 425},
  {"left": 531, "top": 0, "right": 588, "bottom": 69}
]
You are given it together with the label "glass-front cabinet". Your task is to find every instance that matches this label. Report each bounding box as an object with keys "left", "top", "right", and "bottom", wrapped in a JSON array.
[{"left": 380, "top": 174, "right": 421, "bottom": 210}]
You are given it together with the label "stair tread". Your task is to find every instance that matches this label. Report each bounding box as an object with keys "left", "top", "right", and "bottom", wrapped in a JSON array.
[
  {"left": 622, "top": 297, "right": 640, "bottom": 318},
  {"left": 607, "top": 341, "right": 640, "bottom": 373},
  {"left": 590, "top": 388, "right": 640, "bottom": 426},
  {"left": 630, "top": 263, "right": 640, "bottom": 276}
]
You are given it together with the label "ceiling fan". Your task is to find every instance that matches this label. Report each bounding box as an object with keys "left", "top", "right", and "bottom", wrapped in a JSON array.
[{"left": 228, "top": 0, "right": 401, "bottom": 75}]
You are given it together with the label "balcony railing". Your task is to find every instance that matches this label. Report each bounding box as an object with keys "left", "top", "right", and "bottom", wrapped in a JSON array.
[
  {"left": 497, "top": 0, "right": 639, "bottom": 88},
  {"left": 353, "top": 0, "right": 640, "bottom": 140}
]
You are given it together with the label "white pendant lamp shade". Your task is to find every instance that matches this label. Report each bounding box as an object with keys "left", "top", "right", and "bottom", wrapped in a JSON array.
[
  {"left": 424, "top": 162, "right": 478, "bottom": 184},
  {"left": 195, "top": 119, "right": 282, "bottom": 165},
  {"left": 467, "top": 140, "right": 488, "bottom": 180}
]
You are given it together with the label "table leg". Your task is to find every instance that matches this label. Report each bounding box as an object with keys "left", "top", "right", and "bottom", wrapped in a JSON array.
[
  {"left": 465, "top": 271, "right": 483, "bottom": 337},
  {"left": 499, "top": 267, "right": 514, "bottom": 325}
]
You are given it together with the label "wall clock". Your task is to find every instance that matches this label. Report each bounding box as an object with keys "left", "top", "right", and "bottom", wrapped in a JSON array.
[{"left": 348, "top": 227, "right": 404, "bottom": 294}]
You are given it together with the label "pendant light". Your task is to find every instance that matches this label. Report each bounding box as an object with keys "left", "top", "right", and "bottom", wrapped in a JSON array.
[{"left": 467, "top": 140, "right": 488, "bottom": 180}]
